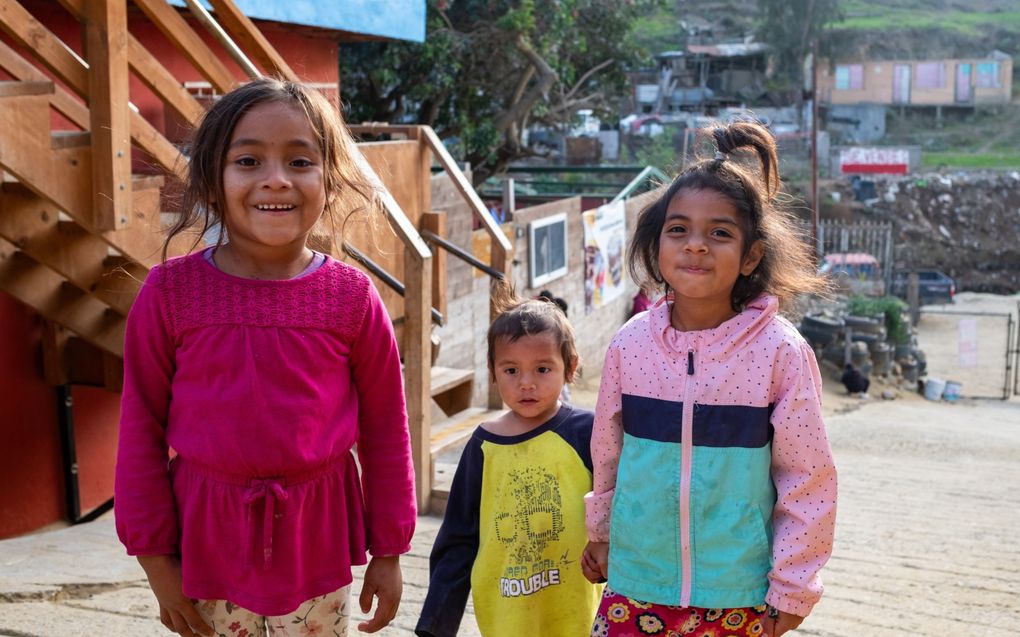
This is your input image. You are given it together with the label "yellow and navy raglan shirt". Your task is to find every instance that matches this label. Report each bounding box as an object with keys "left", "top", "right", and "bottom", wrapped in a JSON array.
[{"left": 416, "top": 404, "right": 600, "bottom": 637}]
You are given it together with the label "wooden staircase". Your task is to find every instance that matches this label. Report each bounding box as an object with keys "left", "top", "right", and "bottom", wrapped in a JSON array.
[
  {"left": 0, "top": 0, "right": 512, "bottom": 513},
  {"left": 0, "top": 79, "right": 164, "bottom": 382}
]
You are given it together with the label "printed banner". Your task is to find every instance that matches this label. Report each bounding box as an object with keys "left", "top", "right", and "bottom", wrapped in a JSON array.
[
  {"left": 583, "top": 200, "right": 627, "bottom": 314},
  {"left": 839, "top": 147, "right": 910, "bottom": 174}
]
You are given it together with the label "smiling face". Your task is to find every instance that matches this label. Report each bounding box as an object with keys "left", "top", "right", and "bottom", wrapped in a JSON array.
[
  {"left": 492, "top": 331, "right": 567, "bottom": 429},
  {"left": 220, "top": 100, "right": 326, "bottom": 257},
  {"left": 658, "top": 188, "right": 763, "bottom": 323}
]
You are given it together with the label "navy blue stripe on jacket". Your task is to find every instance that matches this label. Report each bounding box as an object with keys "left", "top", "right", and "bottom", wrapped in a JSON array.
[{"left": 621, "top": 394, "right": 773, "bottom": 448}]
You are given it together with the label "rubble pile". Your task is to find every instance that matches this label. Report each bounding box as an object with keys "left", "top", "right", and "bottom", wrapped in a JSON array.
[{"left": 819, "top": 171, "right": 1020, "bottom": 294}]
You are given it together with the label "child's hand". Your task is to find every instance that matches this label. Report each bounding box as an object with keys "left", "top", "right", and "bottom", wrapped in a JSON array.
[
  {"left": 762, "top": 607, "right": 804, "bottom": 637},
  {"left": 581, "top": 541, "right": 609, "bottom": 583},
  {"left": 137, "top": 555, "right": 213, "bottom": 637},
  {"left": 358, "top": 555, "right": 402, "bottom": 633}
]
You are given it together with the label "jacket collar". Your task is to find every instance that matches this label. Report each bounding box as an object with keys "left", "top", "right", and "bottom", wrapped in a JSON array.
[{"left": 648, "top": 293, "right": 778, "bottom": 360}]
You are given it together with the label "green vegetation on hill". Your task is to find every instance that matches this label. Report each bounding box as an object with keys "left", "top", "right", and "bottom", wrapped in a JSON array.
[{"left": 836, "top": 2, "right": 1020, "bottom": 35}]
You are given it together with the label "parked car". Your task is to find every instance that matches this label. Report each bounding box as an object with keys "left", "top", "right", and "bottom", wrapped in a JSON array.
[
  {"left": 818, "top": 252, "right": 885, "bottom": 297},
  {"left": 889, "top": 270, "right": 955, "bottom": 305}
]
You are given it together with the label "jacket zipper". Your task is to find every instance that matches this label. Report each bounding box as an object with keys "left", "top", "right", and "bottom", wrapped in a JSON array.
[{"left": 679, "top": 347, "right": 695, "bottom": 606}]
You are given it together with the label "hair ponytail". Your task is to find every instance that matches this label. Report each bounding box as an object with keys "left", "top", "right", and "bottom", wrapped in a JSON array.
[{"left": 628, "top": 120, "right": 828, "bottom": 311}]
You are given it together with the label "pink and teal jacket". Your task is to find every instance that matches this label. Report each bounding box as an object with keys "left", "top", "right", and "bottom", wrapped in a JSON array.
[{"left": 585, "top": 294, "right": 836, "bottom": 617}]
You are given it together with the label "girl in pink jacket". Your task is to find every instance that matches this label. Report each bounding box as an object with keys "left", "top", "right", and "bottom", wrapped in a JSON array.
[{"left": 581, "top": 121, "right": 836, "bottom": 637}]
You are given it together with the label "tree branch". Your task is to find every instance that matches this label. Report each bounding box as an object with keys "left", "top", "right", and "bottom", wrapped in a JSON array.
[
  {"left": 492, "top": 35, "right": 558, "bottom": 135},
  {"left": 562, "top": 58, "right": 614, "bottom": 102}
]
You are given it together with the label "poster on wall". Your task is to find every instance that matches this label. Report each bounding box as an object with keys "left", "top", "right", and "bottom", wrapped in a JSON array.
[
  {"left": 529, "top": 213, "right": 569, "bottom": 288},
  {"left": 583, "top": 200, "right": 626, "bottom": 314}
]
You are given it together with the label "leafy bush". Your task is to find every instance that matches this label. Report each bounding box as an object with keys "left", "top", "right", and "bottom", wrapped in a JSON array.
[{"left": 848, "top": 295, "right": 911, "bottom": 344}]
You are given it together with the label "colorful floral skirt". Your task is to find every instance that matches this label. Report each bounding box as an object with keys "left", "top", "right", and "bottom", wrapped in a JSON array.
[{"left": 590, "top": 587, "right": 768, "bottom": 637}]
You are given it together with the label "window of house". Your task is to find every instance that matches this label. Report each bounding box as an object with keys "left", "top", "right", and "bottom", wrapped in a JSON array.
[
  {"left": 835, "top": 65, "right": 863, "bottom": 90},
  {"left": 976, "top": 62, "right": 1001, "bottom": 88},
  {"left": 915, "top": 63, "right": 946, "bottom": 89}
]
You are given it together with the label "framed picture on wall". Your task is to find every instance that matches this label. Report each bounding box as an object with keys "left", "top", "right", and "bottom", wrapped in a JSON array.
[{"left": 529, "top": 212, "right": 568, "bottom": 288}]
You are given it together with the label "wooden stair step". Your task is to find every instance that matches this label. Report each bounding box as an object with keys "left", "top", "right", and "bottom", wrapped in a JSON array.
[
  {"left": 50, "top": 130, "right": 90, "bottom": 149},
  {"left": 430, "top": 406, "right": 502, "bottom": 458},
  {"left": 430, "top": 365, "right": 475, "bottom": 417},
  {"left": 0, "top": 184, "right": 144, "bottom": 316},
  {"left": 430, "top": 365, "right": 474, "bottom": 396},
  {"left": 0, "top": 237, "right": 125, "bottom": 356},
  {"left": 0, "top": 90, "right": 169, "bottom": 269},
  {"left": 428, "top": 407, "right": 505, "bottom": 516},
  {"left": 0, "top": 80, "right": 53, "bottom": 98}
]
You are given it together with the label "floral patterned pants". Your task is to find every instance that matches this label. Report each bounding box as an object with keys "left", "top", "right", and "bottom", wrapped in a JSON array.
[
  {"left": 591, "top": 587, "right": 768, "bottom": 637},
  {"left": 194, "top": 585, "right": 350, "bottom": 637}
]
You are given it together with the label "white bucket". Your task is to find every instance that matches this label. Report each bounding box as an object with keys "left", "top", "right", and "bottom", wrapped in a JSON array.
[
  {"left": 943, "top": 380, "right": 962, "bottom": 402},
  {"left": 924, "top": 377, "right": 946, "bottom": 401}
]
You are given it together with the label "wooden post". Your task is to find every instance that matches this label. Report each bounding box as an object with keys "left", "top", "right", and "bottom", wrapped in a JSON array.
[
  {"left": 86, "top": 0, "right": 131, "bottom": 231},
  {"left": 404, "top": 248, "right": 433, "bottom": 512},
  {"left": 41, "top": 320, "right": 70, "bottom": 386},
  {"left": 421, "top": 211, "right": 447, "bottom": 318},
  {"left": 488, "top": 240, "right": 511, "bottom": 409}
]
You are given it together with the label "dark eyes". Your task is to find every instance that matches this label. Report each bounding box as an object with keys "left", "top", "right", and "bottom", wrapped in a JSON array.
[
  {"left": 232, "top": 157, "right": 316, "bottom": 167},
  {"left": 664, "top": 225, "right": 734, "bottom": 238}
]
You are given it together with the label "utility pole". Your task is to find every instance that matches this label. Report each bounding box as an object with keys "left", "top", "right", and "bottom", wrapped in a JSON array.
[{"left": 811, "top": 37, "right": 820, "bottom": 257}]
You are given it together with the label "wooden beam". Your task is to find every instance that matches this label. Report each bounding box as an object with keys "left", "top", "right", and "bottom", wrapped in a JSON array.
[
  {"left": 421, "top": 211, "right": 447, "bottom": 318},
  {"left": 0, "top": 183, "right": 138, "bottom": 315},
  {"left": 0, "top": 38, "right": 88, "bottom": 129},
  {"left": 0, "top": 0, "right": 90, "bottom": 99},
  {"left": 130, "top": 110, "right": 186, "bottom": 180},
  {"left": 0, "top": 80, "right": 51, "bottom": 96},
  {"left": 127, "top": 35, "right": 205, "bottom": 124},
  {"left": 103, "top": 351, "right": 123, "bottom": 391},
  {"left": 57, "top": 0, "right": 205, "bottom": 125},
  {"left": 41, "top": 320, "right": 71, "bottom": 386},
  {"left": 0, "top": 11, "right": 184, "bottom": 176},
  {"left": 131, "top": 0, "right": 238, "bottom": 94},
  {"left": 0, "top": 237, "right": 125, "bottom": 356},
  {"left": 87, "top": 0, "right": 132, "bottom": 231},
  {"left": 206, "top": 0, "right": 298, "bottom": 81},
  {"left": 403, "top": 247, "right": 433, "bottom": 512}
]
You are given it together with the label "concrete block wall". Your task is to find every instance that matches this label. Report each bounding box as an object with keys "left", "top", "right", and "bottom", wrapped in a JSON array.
[{"left": 429, "top": 173, "right": 664, "bottom": 404}]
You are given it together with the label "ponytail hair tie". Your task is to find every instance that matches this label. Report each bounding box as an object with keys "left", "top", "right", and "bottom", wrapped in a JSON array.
[{"left": 714, "top": 150, "right": 727, "bottom": 162}]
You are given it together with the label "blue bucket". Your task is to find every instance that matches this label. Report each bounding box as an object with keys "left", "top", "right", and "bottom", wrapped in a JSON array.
[{"left": 942, "top": 380, "right": 962, "bottom": 402}]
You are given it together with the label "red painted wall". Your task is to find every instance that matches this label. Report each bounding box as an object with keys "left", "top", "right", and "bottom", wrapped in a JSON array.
[
  {"left": 0, "top": 295, "right": 63, "bottom": 537},
  {"left": 0, "top": 2, "right": 341, "bottom": 538}
]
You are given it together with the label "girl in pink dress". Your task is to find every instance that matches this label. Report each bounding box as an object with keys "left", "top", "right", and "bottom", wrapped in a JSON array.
[{"left": 115, "top": 78, "right": 416, "bottom": 637}]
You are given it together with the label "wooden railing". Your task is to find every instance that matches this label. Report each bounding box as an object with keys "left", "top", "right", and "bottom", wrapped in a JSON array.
[{"left": 349, "top": 124, "right": 515, "bottom": 409}]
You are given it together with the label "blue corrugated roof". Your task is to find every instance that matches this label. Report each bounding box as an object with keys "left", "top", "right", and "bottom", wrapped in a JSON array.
[{"left": 170, "top": 0, "right": 425, "bottom": 43}]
